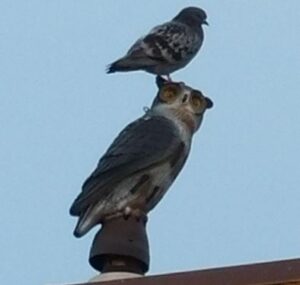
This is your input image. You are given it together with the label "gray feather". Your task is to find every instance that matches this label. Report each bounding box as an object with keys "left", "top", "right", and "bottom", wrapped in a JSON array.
[{"left": 70, "top": 115, "right": 182, "bottom": 217}]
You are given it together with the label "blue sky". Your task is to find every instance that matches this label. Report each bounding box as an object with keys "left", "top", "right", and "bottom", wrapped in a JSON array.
[{"left": 1, "top": 1, "right": 300, "bottom": 284}]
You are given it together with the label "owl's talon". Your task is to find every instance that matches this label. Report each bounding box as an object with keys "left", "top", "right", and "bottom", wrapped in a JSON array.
[
  {"left": 121, "top": 207, "right": 147, "bottom": 223},
  {"left": 122, "top": 206, "right": 131, "bottom": 220},
  {"left": 132, "top": 209, "right": 147, "bottom": 223},
  {"left": 102, "top": 211, "right": 123, "bottom": 224}
]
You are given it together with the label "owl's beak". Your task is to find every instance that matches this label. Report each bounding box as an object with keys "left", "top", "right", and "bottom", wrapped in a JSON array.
[
  {"left": 182, "top": 94, "right": 188, "bottom": 103},
  {"left": 203, "top": 20, "right": 209, "bottom": 26}
]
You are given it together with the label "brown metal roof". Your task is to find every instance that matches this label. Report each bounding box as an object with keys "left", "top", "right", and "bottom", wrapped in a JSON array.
[{"left": 75, "top": 258, "right": 300, "bottom": 285}]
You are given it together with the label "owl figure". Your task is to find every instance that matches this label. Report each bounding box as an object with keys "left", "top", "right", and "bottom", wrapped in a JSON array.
[{"left": 70, "top": 76, "right": 213, "bottom": 237}]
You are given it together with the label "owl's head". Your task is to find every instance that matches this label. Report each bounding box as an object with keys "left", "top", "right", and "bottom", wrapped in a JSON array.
[{"left": 150, "top": 76, "right": 213, "bottom": 133}]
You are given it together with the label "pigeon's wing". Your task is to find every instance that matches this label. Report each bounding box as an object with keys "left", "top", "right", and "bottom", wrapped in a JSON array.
[
  {"left": 70, "top": 116, "right": 183, "bottom": 216},
  {"left": 128, "top": 21, "right": 200, "bottom": 64}
]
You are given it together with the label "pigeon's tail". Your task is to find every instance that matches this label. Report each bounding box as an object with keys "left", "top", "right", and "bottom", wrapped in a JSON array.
[{"left": 106, "top": 56, "right": 151, "bottom": 73}]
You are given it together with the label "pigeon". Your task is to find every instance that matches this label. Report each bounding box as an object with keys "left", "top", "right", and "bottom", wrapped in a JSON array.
[{"left": 107, "top": 7, "right": 208, "bottom": 80}]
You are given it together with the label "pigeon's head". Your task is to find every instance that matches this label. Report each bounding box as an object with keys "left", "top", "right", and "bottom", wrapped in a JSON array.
[
  {"left": 174, "top": 7, "right": 208, "bottom": 27},
  {"left": 151, "top": 76, "right": 213, "bottom": 133}
]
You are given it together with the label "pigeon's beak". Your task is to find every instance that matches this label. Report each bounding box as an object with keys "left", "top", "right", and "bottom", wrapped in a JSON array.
[{"left": 203, "top": 20, "right": 209, "bottom": 26}]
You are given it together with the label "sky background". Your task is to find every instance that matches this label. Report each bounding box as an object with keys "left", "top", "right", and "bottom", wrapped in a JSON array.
[{"left": 1, "top": 0, "right": 300, "bottom": 284}]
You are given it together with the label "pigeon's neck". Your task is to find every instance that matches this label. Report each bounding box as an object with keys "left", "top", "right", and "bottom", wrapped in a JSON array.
[{"left": 173, "top": 17, "right": 201, "bottom": 29}]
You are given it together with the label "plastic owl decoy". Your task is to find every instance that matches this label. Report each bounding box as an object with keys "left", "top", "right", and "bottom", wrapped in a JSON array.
[
  {"left": 70, "top": 77, "right": 213, "bottom": 237},
  {"left": 107, "top": 7, "right": 208, "bottom": 80}
]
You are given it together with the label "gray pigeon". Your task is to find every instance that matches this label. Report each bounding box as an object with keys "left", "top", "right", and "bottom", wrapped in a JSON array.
[{"left": 107, "top": 7, "right": 208, "bottom": 80}]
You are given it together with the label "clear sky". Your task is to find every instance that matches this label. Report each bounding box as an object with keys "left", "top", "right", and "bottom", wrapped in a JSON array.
[{"left": 1, "top": 1, "right": 300, "bottom": 284}]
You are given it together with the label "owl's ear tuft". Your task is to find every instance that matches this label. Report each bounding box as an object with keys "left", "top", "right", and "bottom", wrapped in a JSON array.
[
  {"left": 156, "top": 76, "right": 167, "bottom": 89},
  {"left": 205, "top": 97, "right": 214, "bottom": 109}
]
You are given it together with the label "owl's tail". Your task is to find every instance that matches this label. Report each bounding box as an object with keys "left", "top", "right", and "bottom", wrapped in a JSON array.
[{"left": 73, "top": 205, "right": 96, "bottom": 238}]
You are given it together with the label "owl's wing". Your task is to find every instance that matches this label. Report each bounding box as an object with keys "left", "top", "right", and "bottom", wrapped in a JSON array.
[
  {"left": 70, "top": 116, "right": 183, "bottom": 216},
  {"left": 128, "top": 21, "right": 197, "bottom": 64}
]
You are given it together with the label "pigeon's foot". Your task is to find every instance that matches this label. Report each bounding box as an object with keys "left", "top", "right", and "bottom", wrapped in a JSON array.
[
  {"left": 159, "top": 75, "right": 173, "bottom": 82},
  {"left": 166, "top": 74, "right": 172, "bottom": 82}
]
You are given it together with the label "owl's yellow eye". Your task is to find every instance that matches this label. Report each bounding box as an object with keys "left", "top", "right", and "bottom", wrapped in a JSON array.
[
  {"left": 160, "top": 85, "right": 179, "bottom": 102},
  {"left": 191, "top": 92, "right": 204, "bottom": 113}
]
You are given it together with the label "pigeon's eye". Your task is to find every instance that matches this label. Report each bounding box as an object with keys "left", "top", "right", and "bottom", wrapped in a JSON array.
[
  {"left": 160, "top": 85, "right": 178, "bottom": 102},
  {"left": 191, "top": 92, "right": 205, "bottom": 113}
]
